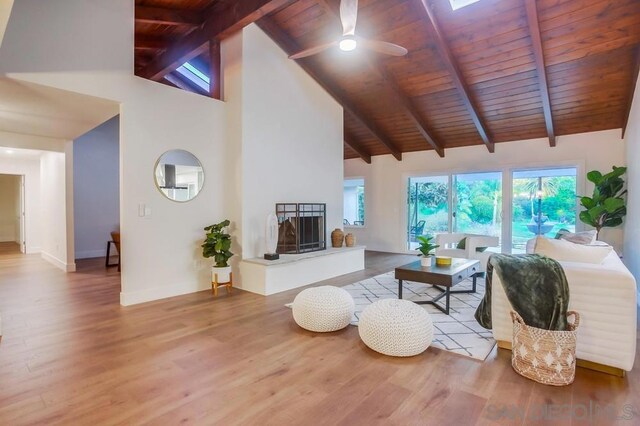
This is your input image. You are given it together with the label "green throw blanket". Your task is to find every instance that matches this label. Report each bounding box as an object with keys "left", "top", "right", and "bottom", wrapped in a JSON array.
[{"left": 475, "top": 254, "right": 570, "bottom": 331}]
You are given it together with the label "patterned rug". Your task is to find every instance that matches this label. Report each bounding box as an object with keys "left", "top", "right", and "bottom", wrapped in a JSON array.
[{"left": 342, "top": 272, "right": 496, "bottom": 360}]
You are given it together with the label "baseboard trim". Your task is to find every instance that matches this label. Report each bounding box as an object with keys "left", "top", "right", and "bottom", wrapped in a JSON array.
[
  {"left": 496, "top": 340, "right": 625, "bottom": 377},
  {"left": 120, "top": 281, "right": 211, "bottom": 306},
  {"left": 41, "top": 252, "right": 76, "bottom": 272},
  {"left": 75, "top": 249, "right": 107, "bottom": 259}
]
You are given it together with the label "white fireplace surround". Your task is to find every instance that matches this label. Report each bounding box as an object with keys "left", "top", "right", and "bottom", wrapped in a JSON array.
[{"left": 239, "top": 246, "right": 365, "bottom": 296}]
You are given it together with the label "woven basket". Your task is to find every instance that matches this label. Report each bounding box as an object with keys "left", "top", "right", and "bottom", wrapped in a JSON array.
[{"left": 510, "top": 310, "right": 580, "bottom": 386}]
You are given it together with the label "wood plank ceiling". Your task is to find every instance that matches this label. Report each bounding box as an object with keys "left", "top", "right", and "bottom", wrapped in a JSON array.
[{"left": 134, "top": 0, "right": 640, "bottom": 162}]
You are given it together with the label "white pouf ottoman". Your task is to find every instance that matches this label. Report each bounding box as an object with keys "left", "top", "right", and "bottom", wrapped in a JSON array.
[
  {"left": 359, "top": 299, "right": 433, "bottom": 357},
  {"left": 292, "top": 286, "right": 355, "bottom": 332}
]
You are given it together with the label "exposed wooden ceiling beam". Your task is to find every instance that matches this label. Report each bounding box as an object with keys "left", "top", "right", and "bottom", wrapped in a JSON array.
[
  {"left": 417, "top": 0, "right": 495, "bottom": 153},
  {"left": 316, "top": 0, "right": 444, "bottom": 158},
  {"left": 525, "top": 0, "right": 556, "bottom": 147},
  {"left": 622, "top": 45, "right": 640, "bottom": 138},
  {"left": 139, "top": 0, "right": 293, "bottom": 81},
  {"left": 209, "top": 40, "right": 221, "bottom": 100},
  {"left": 344, "top": 132, "right": 372, "bottom": 164},
  {"left": 135, "top": 6, "right": 202, "bottom": 27},
  {"left": 135, "top": 35, "right": 170, "bottom": 51},
  {"left": 257, "top": 17, "right": 403, "bottom": 161}
]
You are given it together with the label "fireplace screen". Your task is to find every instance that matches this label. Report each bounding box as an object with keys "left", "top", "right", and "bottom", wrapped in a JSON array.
[{"left": 276, "top": 203, "right": 326, "bottom": 254}]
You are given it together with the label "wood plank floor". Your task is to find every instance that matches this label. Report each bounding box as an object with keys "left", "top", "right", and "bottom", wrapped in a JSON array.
[{"left": 0, "top": 250, "right": 638, "bottom": 425}]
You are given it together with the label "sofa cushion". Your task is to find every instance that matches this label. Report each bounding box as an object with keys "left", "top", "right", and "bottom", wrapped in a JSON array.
[
  {"left": 534, "top": 236, "right": 612, "bottom": 264},
  {"left": 554, "top": 228, "right": 597, "bottom": 245},
  {"left": 456, "top": 237, "right": 488, "bottom": 252}
]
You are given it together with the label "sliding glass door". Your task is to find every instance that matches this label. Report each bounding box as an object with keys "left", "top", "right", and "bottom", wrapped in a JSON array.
[
  {"left": 407, "top": 176, "right": 449, "bottom": 250},
  {"left": 453, "top": 172, "right": 502, "bottom": 239},
  {"left": 511, "top": 168, "right": 577, "bottom": 253},
  {"left": 407, "top": 172, "right": 502, "bottom": 250}
]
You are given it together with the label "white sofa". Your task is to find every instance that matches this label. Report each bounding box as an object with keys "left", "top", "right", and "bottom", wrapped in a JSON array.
[
  {"left": 491, "top": 241, "right": 637, "bottom": 374},
  {"left": 436, "top": 233, "right": 500, "bottom": 272}
]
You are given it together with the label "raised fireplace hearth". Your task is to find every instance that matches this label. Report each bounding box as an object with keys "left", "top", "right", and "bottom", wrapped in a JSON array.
[{"left": 276, "top": 203, "right": 326, "bottom": 254}]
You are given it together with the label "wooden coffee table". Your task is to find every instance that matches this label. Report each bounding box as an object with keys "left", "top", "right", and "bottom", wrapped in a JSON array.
[{"left": 395, "top": 258, "right": 481, "bottom": 315}]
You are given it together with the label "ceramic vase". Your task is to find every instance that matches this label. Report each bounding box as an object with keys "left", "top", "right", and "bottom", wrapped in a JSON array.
[
  {"left": 331, "top": 228, "right": 344, "bottom": 248},
  {"left": 345, "top": 233, "right": 355, "bottom": 247},
  {"left": 213, "top": 265, "right": 232, "bottom": 284},
  {"left": 420, "top": 256, "right": 435, "bottom": 267}
]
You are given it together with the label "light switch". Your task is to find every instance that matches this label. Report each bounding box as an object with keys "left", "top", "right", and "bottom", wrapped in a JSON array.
[
  {"left": 144, "top": 206, "right": 152, "bottom": 217},
  {"left": 138, "top": 204, "right": 145, "bottom": 217}
]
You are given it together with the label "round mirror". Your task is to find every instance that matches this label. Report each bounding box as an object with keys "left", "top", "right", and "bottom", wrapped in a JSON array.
[{"left": 154, "top": 150, "right": 204, "bottom": 202}]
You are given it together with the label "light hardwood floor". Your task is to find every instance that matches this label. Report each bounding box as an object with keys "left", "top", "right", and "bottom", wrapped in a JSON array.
[{"left": 0, "top": 248, "right": 639, "bottom": 425}]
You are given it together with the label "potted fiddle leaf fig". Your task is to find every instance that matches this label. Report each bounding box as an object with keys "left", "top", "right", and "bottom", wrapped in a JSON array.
[
  {"left": 579, "top": 166, "right": 627, "bottom": 239},
  {"left": 202, "top": 220, "right": 234, "bottom": 283},
  {"left": 416, "top": 235, "right": 439, "bottom": 267}
]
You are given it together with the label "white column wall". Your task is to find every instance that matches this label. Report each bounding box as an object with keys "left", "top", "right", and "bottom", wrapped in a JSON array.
[{"left": 624, "top": 73, "right": 640, "bottom": 281}]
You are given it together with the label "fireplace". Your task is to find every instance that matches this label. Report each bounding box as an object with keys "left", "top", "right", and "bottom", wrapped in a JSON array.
[{"left": 276, "top": 203, "right": 326, "bottom": 254}]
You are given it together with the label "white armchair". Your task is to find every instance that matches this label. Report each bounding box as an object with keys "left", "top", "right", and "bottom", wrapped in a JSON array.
[{"left": 435, "top": 233, "right": 500, "bottom": 272}]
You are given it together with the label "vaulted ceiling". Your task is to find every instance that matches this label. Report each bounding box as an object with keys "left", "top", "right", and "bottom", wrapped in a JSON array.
[{"left": 134, "top": 0, "right": 640, "bottom": 162}]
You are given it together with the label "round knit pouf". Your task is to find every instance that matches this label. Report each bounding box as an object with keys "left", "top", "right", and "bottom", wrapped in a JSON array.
[
  {"left": 292, "top": 286, "right": 355, "bottom": 332},
  {"left": 359, "top": 299, "right": 433, "bottom": 357}
]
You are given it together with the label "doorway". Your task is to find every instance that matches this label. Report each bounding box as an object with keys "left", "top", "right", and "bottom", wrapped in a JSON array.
[{"left": 0, "top": 174, "right": 25, "bottom": 255}]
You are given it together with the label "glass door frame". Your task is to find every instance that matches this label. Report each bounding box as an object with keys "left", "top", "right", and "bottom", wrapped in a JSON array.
[
  {"left": 508, "top": 165, "right": 584, "bottom": 253},
  {"left": 406, "top": 174, "right": 452, "bottom": 251}
]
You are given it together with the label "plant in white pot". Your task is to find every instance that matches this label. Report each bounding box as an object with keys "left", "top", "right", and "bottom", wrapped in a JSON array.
[
  {"left": 416, "top": 235, "right": 439, "bottom": 267},
  {"left": 202, "top": 220, "right": 234, "bottom": 284}
]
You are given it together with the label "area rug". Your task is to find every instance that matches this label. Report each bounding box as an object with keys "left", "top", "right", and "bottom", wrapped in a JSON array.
[{"left": 288, "top": 272, "right": 496, "bottom": 361}]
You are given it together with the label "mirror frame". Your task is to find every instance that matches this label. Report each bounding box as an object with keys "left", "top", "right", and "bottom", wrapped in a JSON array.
[{"left": 153, "top": 149, "right": 205, "bottom": 203}]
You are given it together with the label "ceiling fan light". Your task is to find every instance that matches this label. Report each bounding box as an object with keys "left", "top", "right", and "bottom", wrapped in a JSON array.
[{"left": 339, "top": 38, "right": 357, "bottom": 52}]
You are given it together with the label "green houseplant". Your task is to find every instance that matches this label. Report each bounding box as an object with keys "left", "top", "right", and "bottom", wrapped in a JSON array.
[
  {"left": 579, "top": 166, "right": 627, "bottom": 239},
  {"left": 202, "top": 220, "right": 234, "bottom": 283},
  {"left": 416, "top": 235, "right": 439, "bottom": 267}
]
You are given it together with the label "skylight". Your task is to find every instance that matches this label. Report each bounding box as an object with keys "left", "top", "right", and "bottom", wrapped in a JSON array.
[
  {"left": 175, "top": 61, "right": 210, "bottom": 92},
  {"left": 449, "top": 0, "right": 481, "bottom": 10}
]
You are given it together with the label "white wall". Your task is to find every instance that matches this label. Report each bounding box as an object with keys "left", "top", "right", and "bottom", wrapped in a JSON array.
[
  {"left": 345, "top": 129, "right": 627, "bottom": 254},
  {"left": 40, "top": 150, "right": 74, "bottom": 270},
  {"left": 0, "top": 0, "right": 230, "bottom": 305},
  {"left": 0, "top": 155, "right": 40, "bottom": 253},
  {"left": 624, "top": 73, "right": 640, "bottom": 281},
  {"left": 1, "top": 1, "right": 343, "bottom": 304},
  {"left": 226, "top": 24, "right": 344, "bottom": 261},
  {"left": 0, "top": 130, "right": 65, "bottom": 152},
  {"left": 73, "top": 116, "right": 119, "bottom": 259},
  {"left": 0, "top": 173, "right": 19, "bottom": 242}
]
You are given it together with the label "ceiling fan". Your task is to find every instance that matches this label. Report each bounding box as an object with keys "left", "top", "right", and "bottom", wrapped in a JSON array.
[{"left": 288, "top": 0, "right": 409, "bottom": 60}]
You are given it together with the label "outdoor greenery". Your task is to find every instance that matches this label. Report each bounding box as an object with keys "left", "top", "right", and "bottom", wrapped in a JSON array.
[
  {"left": 202, "top": 220, "right": 234, "bottom": 267},
  {"left": 408, "top": 173, "right": 579, "bottom": 250},
  {"left": 579, "top": 166, "right": 627, "bottom": 237},
  {"left": 357, "top": 186, "right": 365, "bottom": 224}
]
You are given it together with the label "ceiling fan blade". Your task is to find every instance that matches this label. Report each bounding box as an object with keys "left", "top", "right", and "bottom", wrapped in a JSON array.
[
  {"left": 359, "top": 39, "right": 408, "bottom": 56},
  {"left": 340, "top": 0, "right": 358, "bottom": 36},
  {"left": 289, "top": 41, "right": 338, "bottom": 59}
]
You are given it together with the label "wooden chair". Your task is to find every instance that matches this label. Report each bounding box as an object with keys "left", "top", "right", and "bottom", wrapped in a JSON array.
[{"left": 106, "top": 231, "right": 121, "bottom": 272}]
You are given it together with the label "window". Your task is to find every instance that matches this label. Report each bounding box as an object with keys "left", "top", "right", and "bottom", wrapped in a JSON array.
[
  {"left": 449, "top": 0, "right": 482, "bottom": 10},
  {"left": 408, "top": 175, "right": 449, "bottom": 250},
  {"left": 454, "top": 172, "right": 502, "bottom": 240},
  {"left": 511, "top": 167, "right": 577, "bottom": 253},
  {"left": 174, "top": 61, "right": 210, "bottom": 92},
  {"left": 406, "top": 167, "right": 579, "bottom": 254},
  {"left": 344, "top": 178, "right": 365, "bottom": 227}
]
